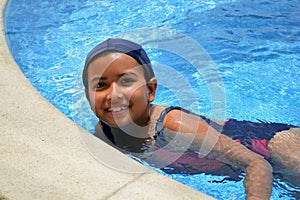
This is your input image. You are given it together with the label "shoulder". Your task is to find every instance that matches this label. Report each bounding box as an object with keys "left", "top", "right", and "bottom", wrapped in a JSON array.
[
  {"left": 164, "top": 108, "right": 193, "bottom": 131},
  {"left": 150, "top": 105, "right": 197, "bottom": 131},
  {"left": 163, "top": 107, "right": 211, "bottom": 133}
]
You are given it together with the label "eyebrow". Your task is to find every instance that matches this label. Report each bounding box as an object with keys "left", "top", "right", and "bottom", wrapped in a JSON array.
[{"left": 89, "top": 71, "right": 139, "bottom": 84}]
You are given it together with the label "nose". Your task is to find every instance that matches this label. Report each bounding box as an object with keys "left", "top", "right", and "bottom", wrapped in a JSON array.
[{"left": 106, "top": 82, "right": 123, "bottom": 102}]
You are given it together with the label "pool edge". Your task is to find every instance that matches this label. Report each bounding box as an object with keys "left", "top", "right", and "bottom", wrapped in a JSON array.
[{"left": 0, "top": 0, "right": 216, "bottom": 199}]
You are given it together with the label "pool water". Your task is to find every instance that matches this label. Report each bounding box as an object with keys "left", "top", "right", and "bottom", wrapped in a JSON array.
[{"left": 5, "top": 0, "right": 300, "bottom": 199}]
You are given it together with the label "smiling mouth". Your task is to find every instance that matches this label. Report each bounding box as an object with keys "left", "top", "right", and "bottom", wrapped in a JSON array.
[{"left": 107, "top": 106, "right": 129, "bottom": 113}]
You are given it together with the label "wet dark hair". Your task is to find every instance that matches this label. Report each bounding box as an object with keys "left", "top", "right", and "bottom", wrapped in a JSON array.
[{"left": 82, "top": 38, "right": 155, "bottom": 88}]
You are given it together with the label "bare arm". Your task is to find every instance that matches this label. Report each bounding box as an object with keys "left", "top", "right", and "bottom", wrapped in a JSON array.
[
  {"left": 164, "top": 110, "right": 273, "bottom": 200},
  {"left": 208, "top": 133, "right": 272, "bottom": 200}
]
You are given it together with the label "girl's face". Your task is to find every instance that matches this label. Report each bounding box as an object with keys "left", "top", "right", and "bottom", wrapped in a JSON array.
[{"left": 86, "top": 52, "right": 157, "bottom": 127}]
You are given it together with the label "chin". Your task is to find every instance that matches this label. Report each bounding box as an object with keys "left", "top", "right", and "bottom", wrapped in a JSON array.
[{"left": 106, "top": 119, "right": 132, "bottom": 128}]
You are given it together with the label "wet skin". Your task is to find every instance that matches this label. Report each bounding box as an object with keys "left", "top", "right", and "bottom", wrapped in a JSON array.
[
  {"left": 85, "top": 52, "right": 287, "bottom": 199},
  {"left": 86, "top": 53, "right": 157, "bottom": 128}
]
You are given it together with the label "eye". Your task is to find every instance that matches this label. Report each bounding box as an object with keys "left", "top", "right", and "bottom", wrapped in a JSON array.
[
  {"left": 97, "top": 82, "right": 106, "bottom": 88},
  {"left": 92, "top": 82, "right": 107, "bottom": 90},
  {"left": 119, "top": 78, "right": 136, "bottom": 86}
]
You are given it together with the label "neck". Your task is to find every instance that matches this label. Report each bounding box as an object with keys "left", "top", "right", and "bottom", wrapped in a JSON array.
[{"left": 110, "top": 122, "right": 153, "bottom": 139}]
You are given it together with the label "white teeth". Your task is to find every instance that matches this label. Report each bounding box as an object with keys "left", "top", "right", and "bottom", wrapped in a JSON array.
[{"left": 109, "top": 106, "right": 127, "bottom": 112}]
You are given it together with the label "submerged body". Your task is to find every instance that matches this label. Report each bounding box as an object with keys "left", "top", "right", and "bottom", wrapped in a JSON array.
[
  {"left": 83, "top": 38, "right": 300, "bottom": 199},
  {"left": 95, "top": 106, "right": 299, "bottom": 178}
]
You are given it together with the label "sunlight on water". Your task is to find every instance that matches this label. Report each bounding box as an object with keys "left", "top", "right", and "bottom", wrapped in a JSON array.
[{"left": 5, "top": 0, "right": 300, "bottom": 199}]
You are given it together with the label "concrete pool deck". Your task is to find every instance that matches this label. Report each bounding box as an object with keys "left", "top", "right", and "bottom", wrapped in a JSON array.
[{"left": 0, "top": 0, "right": 215, "bottom": 199}]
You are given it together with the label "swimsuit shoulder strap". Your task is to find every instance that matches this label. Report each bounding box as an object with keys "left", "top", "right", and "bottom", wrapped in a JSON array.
[
  {"left": 154, "top": 106, "right": 214, "bottom": 139},
  {"left": 154, "top": 106, "right": 184, "bottom": 138}
]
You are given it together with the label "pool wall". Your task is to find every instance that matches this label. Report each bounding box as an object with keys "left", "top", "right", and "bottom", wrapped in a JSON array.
[{"left": 0, "top": 0, "right": 215, "bottom": 199}]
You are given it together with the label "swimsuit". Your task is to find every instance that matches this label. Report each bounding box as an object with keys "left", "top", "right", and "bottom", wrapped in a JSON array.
[
  {"left": 100, "top": 106, "right": 296, "bottom": 175},
  {"left": 154, "top": 106, "right": 296, "bottom": 159},
  {"left": 152, "top": 106, "right": 296, "bottom": 175}
]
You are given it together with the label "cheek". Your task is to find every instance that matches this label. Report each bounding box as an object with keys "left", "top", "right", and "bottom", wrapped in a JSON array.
[
  {"left": 129, "top": 86, "right": 149, "bottom": 103},
  {"left": 94, "top": 93, "right": 105, "bottom": 105},
  {"left": 88, "top": 91, "right": 103, "bottom": 111}
]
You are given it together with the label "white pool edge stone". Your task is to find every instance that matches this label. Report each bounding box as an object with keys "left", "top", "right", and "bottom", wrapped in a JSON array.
[{"left": 0, "top": 0, "right": 215, "bottom": 199}]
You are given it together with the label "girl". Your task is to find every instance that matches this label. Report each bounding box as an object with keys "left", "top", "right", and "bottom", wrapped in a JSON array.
[{"left": 82, "top": 38, "right": 300, "bottom": 200}]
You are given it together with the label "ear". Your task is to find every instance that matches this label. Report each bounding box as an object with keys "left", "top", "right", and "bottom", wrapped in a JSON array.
[{"left": 147, "top": 78, "right": 157, "bottom": 102}]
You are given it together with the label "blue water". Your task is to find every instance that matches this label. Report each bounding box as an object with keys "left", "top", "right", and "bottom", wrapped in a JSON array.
[{"left": 5, "top": 0, "right": 300, "bottom": 199}]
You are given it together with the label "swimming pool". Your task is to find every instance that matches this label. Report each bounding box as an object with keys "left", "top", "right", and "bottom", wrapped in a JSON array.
[{"left": 4, "top": 0, "right": 300, "bottom": 199}]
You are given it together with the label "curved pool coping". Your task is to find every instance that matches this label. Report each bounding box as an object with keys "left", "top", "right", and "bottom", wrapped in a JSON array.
[{"left": 0, "top": 0, "right": 215, "bottom": 199}]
